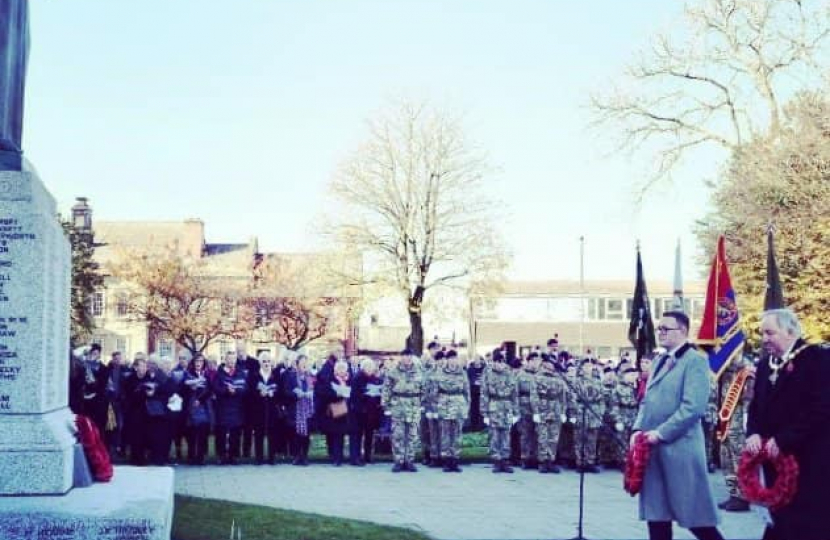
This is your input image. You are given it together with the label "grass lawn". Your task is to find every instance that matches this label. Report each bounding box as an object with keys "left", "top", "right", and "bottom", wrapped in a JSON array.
[
  {"left": 116, "top": 430, "right": 491, "bottom": 465},
  {"left": 173, "top": 495, "right": 432, "bottom": 540}
]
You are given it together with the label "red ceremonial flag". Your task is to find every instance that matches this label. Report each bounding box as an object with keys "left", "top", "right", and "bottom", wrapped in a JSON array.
[{"left": 697, "top": 236, "right": 744, "bottom": 377}]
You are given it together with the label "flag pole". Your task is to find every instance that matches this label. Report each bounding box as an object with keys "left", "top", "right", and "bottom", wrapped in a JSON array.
[{"left": 579, "top": 235, "right": 585, "bottom": 357}]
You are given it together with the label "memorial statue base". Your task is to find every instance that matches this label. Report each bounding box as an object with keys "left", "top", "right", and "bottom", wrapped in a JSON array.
[
  {"left": 0, "top": 466, "right": 175, "bottom": 540},
  {"left": 0, "top": 165, "right": 74, "bottom": 495},
  {"left": 0, "top": 408, "right": 75, "bottom": 494}
]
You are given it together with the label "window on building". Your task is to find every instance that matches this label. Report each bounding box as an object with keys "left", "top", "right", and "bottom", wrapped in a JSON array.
[
  {"left": 115, "top": 336, "right": 127, "bottom": 355},
  {"left": 115, "top": 294, "right": 129, "bottom": 317},
  {"left": 606, "top": 299, "right": 624, "bottom": 320},
  {"left": 625, "top": 298, "right": 634, "bottom": 317},
  {"left": 598, "top": 298, "right": 606, "bottom": 320},
  {"left": 157, "top": 339, "right": 174, "bottom": 360},
  {"left": 597, "top": 346, "right": 612, "bottom": 360},
  {"left": 219, "top": 341, "right": 233, "bottom": 357},
  {"left": 91, "top": 291, "right": 105, "bottom": 317},
  {"left": 653, "top": 298, "right": 664, "bottom": 318},
  {"left": 587, "top": 298, "right": 598, "bottom": 320}
]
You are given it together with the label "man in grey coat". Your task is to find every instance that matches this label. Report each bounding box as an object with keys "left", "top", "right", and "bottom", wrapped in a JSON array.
[{"left": 632, "top": 311, "right": 724, "bottom": 540}]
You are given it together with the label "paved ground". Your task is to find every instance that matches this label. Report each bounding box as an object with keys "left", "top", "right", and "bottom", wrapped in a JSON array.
[{"left": 174, "top": 463, "right": 764, "bottom": 540}]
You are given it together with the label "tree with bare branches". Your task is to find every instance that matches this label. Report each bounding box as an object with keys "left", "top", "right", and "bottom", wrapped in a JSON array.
[
  {"left": 247, "top": 253, "right": 352, "bottom": 351},
  {"left": 107, "top": 246, "right": 256, "bottom": 356},
  {"left": 592, "top": 0, "right": 830, "bottom": 194},
  {"left": 324, "top": 99, "right": 508, "bottom": 355}
]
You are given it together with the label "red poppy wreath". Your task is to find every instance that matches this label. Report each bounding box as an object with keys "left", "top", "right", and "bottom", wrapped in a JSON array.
[
  {"left": 737, "top": 442, "right": 798, "bottom": 511},
  {"left": 76, "top": 414, "right": 114, "bottom": 482},
  {"left": 623, "top": 431, "right": 651, "bottom": 496}
]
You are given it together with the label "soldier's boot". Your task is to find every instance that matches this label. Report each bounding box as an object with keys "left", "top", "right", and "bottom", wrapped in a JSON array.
[
  {"left": 392, "top": 462, "right": 404, "bottom": 473},
  {"left": 492, "top": 460, "right": 503, "bottom": 473},
  {"left": 450, "top": 459, "right": 462, "bottom": 473},
  {"left": 549, "top": 461, "right": 562, "bottom": 474},
  {"left": 722, "top": 497, "right": 750, "bottom": 512},
  {"left": 538, "top": 461, "right": 550, "bottom": 474},
  {"left": 404, "top": 462, "right": 418, "bottom": 472},
  {"left": 422, "top": 450, "right": 431, "bottom": 466},
  {"left": 502, "top": 460, "right": 515, "bottom": 473},
  {"left": 442, "top": 458, "right": 453, "bottom": 473},
  {"left": 522, "top": 459, "right": 535, "bottom": 470}
]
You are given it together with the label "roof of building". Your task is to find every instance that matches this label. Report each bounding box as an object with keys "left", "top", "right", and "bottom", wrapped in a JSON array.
[{"left": 495, "top": 279, "right": 705, "bottom": 297}]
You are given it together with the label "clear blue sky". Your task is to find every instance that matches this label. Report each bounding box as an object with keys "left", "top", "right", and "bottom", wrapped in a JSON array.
[{"left": 25, "top": 0, "right": 720, "bottom": 283}]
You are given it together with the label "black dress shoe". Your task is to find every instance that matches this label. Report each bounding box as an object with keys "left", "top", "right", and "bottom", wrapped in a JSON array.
[{"left": 723, "top": 497, "right": 750, "bottom": 512}]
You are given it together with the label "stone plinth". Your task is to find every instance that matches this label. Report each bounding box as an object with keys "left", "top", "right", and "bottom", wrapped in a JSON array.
[
  {"left": 0, "top": 466, "right": 175, "bottom": 540},
  {"left": 0, "top": 165, "right": 74, "bottom": 495}
]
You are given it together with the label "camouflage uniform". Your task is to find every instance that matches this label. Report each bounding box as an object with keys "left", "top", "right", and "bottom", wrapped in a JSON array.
[
  {"left": 531, "top": 369, "right": 568, "bottom": 465},
  {"left": 516, "top": 367, "right": 539, "bottom": 462},
  {"left": 609, "top": 378, "right": 640, "bottom": 465},
  {"left": 719, "top": 362, "right": 754, "bottom": 502},
  {"left": 556, "top": 372, "right": 578, "bottom": 464},
  {"left": 435, "top": 364, "right": 470, "bottom": 460},
  {"left": 381, "top": 360, "right": 425, "bottom": 467},
  {"left": 703, "top": 375, "right": 718, "bottom": 468},
  {"left": 573, "top": 374, "right": 604, "bottom": 468},
  {"left": 597, "top": 378, "right": 618, "bottom": 465},
  {"left": 421, "top": 358, "right": 442, "bottom": 463},
  {"left": 480, "top": 365, "right": 519, "bottom": 461}
]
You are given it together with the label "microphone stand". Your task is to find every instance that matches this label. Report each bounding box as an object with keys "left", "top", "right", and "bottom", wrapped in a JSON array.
[{"left": 551, "top": 370, "right": 632, "bottom": 540}]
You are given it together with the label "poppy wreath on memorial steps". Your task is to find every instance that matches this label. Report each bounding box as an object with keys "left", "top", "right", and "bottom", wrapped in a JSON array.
[
  {"left": 737, "top": 443, "right": 798, "bottom": 511},
  {"left": 75, "top": 414, "right": 114, "bottom": 482},
  {"left": 623, "top": 431, "right": 651, "bottom": 496}
]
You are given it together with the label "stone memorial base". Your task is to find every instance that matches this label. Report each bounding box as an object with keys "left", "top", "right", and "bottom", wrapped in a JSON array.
[
  {"left": 0, "top": 408, "right": 76, "bottom": 494},
  {"left": 0, "top": 466, "right": 175, "bottom": 540}
]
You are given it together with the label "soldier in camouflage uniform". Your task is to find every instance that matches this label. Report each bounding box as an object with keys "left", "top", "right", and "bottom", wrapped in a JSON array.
[
  {"left": 531, "top": 355, "right": 568, "bottom": 473},
  {"left": 703, "top": 373, "right": 718, "bottom": 473},
  {"left": 717, "top": 357, "right": 754, "bottom": 512},
  {"left": 381, "top": 349, "right": 425, "bottom": 472},
  {"left": 598, "top": 366, "right": 619, "bottom": 467},
  {"left": 420, "top": 344, "right": 440, "bottom": 466},
  {"left": 434, "top": 350, "right": 470, "bottom": 473},
  {"left": 480, "top": 350, "right": 519, "bottom": 473},
  {"left": 609, "top": 367, "right": 640, "bottom": 467},
  {"left": 556, "top": 362, "right": 578, "bottom": 467},
  {"left": 572, "top": 360, "right": 604, "bottom": 473},
  {"left": 516, "top": 352, "right": 541, "bottom": 469}
]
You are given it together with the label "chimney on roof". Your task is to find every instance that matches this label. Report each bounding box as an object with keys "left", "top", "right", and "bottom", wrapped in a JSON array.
[
  {"left": 183, "top": 218, "right": 205, "bottom": 258},
  {"left": 71, "top": 197, "right": 92, "bottom": 231}
]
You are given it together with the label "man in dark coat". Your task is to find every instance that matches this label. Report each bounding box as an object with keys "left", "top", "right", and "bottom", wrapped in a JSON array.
[{"left": 746, "top": 308, "right": 830, "bottom": 540}]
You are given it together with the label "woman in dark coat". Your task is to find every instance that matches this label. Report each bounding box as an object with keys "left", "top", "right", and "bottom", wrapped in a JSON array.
[
  {"left": 124, "top": 355, "right": 170, "bottom": 466},
  {"left": 182, "top": 355, "right": 212, "bottom": 465},
  {"left": 212, "top": 350, "right": 248, "bottom": 465},
  {"left": 317, "top": 360, "right": 355, "bottom": 466},
  {"left": 283, "top": 354, "right": 316, "bottom": 466},
  {"left": 351, "top": 358, "right": 384, "bottom": 464},
  {"left": 249, "top": 352, "right": 285, "bottom": 464}
]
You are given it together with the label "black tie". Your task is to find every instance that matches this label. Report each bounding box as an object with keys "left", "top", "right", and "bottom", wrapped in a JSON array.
[{"left": 652, "top": 354, "right": 671, "bottom": 378}]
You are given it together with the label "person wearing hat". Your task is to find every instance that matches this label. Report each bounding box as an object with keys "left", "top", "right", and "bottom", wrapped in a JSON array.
[
  {"left": 573, "top": 358, "right": 604, "bottom": 473},
  {"left": 516, "top": 352, "right": 541, "bottom": 469},
  {"left": 532, "top": 355, "right": 568, "bottom": 473},
  {"left": 434, "top": 350, "right": 470, "bottom": 472},
  {"left": 609, "top": 367, "right": 641, "bottom": 468},
  {"left": 598, "top": 366, "right": 619, "bottom": 467},
  {"left": 420, "top": 341, "right": 441, "bottom": 466},
  {"left": 480, "top": 349, "right": 519, "bottom": 473},
  {"left": 556, "top": 361, "right": 579, "bottom": 467},
  {"left": 381, "top": 349, "right": 425, "bottom": 472}
]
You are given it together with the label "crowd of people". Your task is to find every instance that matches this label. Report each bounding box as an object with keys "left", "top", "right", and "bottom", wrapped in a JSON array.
[
  {"left": 66, "top": 337, "right": 672, "bottom": 475},
  {"left": 67, "top": 307, "right": 829, "bottom": 540}
]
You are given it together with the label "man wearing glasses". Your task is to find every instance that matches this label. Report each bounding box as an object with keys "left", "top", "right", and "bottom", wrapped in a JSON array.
[{"left": 632, "top": 311, "right": 724, "bottom": 540}]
